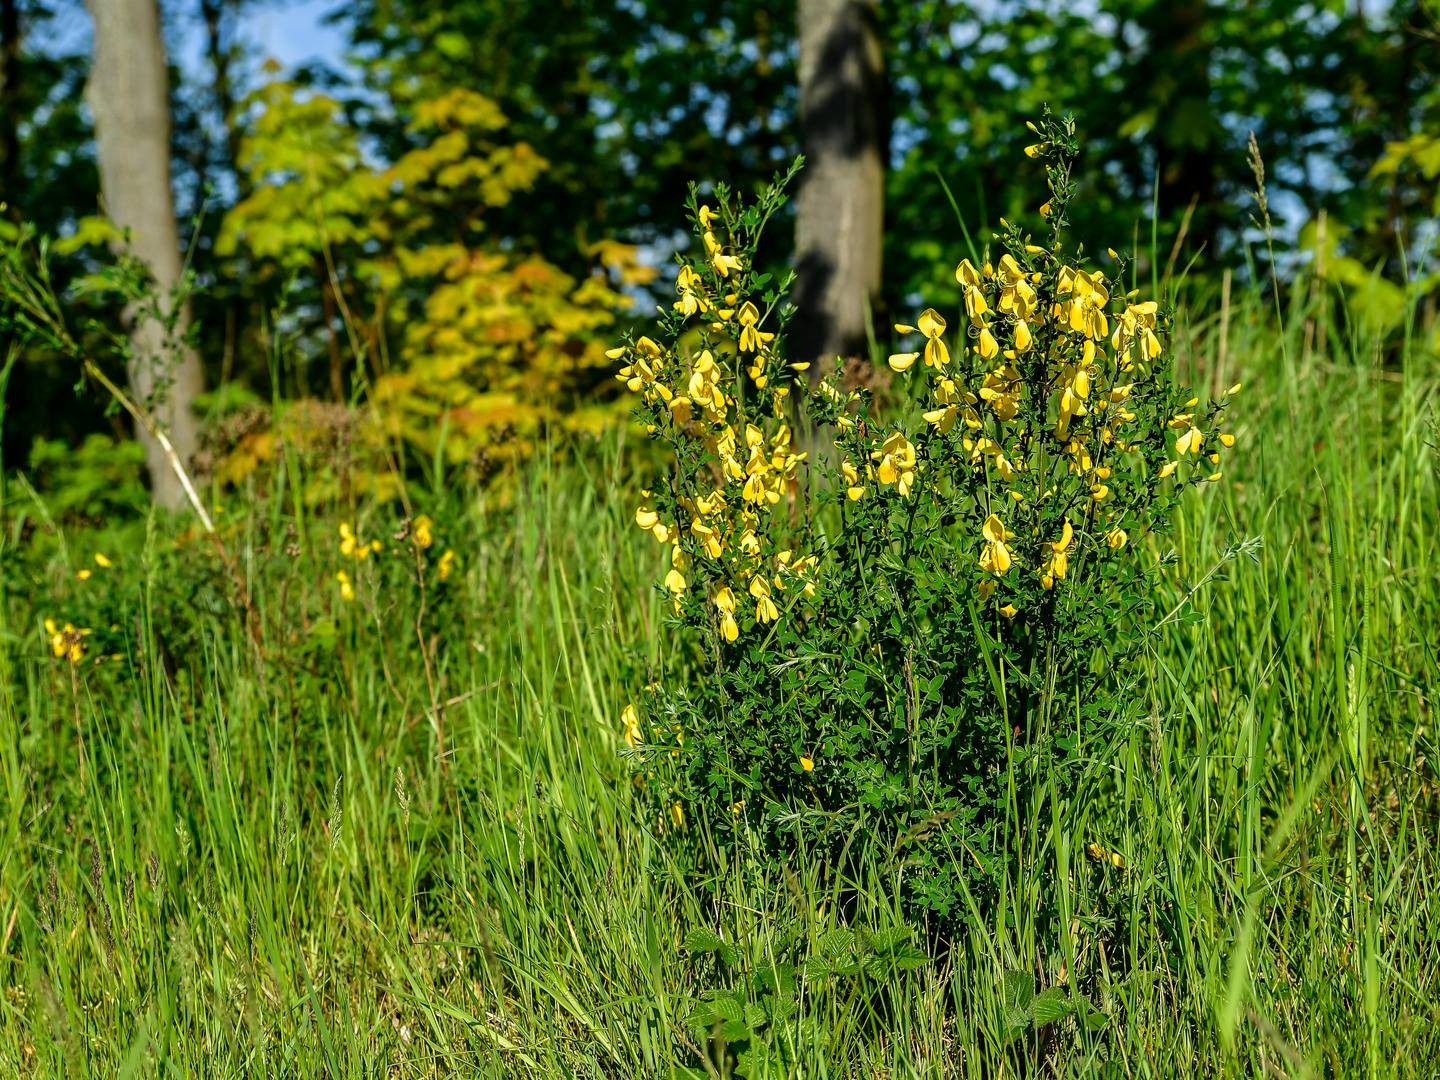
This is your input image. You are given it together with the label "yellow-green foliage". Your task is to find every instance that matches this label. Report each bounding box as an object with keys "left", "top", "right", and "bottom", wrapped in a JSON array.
[{"left": 219, "top": 82, "right": 653, "bottom": 474}]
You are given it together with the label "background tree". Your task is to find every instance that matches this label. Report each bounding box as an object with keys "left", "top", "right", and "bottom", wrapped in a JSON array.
[
  {"left": 790, "top": 0, "right": 886, "bottom": 369},
  {"left": 85, "top": 0, "right": 205, "bottom": 507}
]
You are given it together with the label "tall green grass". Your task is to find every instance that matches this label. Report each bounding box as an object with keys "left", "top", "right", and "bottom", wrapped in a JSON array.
[{"left": 0, "top": 265, "right": 1436, "bottom": 1077}]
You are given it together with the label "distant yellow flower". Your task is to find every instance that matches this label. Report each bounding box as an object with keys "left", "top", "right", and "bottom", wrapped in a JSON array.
[
  {"left": 980, "top": 514, "right": 1014, "bottom": 576},
  {"left": 46, "top": 619, "right": 90, "bottom": 663},
  {"left": 413, "top": 515, "right": 434, "bottom": 549},
  {"left": 93, "top": 553, "right": 112, "bottom": 568},
  {"left": 77, "top": 569, "right": 92, "bottom": 581},
  {"left": 622, "top": 703, "right": 642, "bottom": 747},
  {"left": 339, "top": 522, "right": 358, "bottom": 557},
  {"left": 438, "top": 549, "right": 457, "bottom": 580},
  {"left": 336, "top": 571, "right": 355, "bottom": 602},
  {"left": 714, "top": 587, "right": 740, "bottom": 642}
]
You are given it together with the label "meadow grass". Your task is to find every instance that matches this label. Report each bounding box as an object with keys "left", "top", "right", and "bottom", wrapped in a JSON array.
[{"left": 0, "top": 266, "right": 1436, "bottom": 1078}]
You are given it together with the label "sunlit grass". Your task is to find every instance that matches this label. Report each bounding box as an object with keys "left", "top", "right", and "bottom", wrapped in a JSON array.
[{"left": 0, "top": 269, "right": 1437, "bottom": 1077}]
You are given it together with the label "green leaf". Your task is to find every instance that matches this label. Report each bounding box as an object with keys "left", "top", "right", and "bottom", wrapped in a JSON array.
[
  {"left": 1002, "top": 970, "right": 1035, "bottom": 1013},
  {"left": 684, "top": 928, "right": 725, "bottom": 954},
  {"left": 1031, "top": 987, "right": 1074, "bottom": 1027}
]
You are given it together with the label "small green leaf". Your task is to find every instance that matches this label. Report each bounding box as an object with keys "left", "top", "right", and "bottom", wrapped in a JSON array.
[{"left": 1002, "top": 970, "right": 1035, "bottom": 1013}]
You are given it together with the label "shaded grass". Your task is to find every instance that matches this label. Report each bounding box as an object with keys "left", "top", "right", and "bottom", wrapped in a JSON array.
[{"left": 0, "top": 270, "right": 1436, "bottom": 1077}]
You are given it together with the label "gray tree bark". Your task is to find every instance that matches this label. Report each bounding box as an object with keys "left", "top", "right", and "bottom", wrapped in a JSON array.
[
  {"left": 791, "top": 0, "right": 885, "bottom": 371},
  {"left": 85, "top": 0, "right": 204, "bottom": 508}
]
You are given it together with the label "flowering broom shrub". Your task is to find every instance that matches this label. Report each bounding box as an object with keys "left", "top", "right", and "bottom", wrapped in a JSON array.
[{"left": 617, "top": 114, "right": 1240, "bottom": 927}]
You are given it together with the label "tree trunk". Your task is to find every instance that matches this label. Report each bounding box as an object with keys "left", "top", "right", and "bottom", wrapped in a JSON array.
[
  {"left": 791, "top": 0, "right": 885, "bottom": 371},
  {"left": 0, "top": 0, "right": 21, "bottom": 214},
  {"left": 85, "top": 0, "right": 204, "bottom": 509}
]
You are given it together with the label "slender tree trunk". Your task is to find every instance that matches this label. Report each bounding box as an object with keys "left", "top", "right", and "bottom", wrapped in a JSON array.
[
  {"left": 85, "top": 0, "right": 205, "bottom": 508},
  {"left": 791, "top": 0, "right": 885, "bottom": 371},
  {"left": 0, "top": 0, "right": 21, "bottom": 215}
]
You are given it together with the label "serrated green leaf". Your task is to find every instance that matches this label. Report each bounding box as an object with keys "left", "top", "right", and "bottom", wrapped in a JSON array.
[
  {"left": 1031, "top": 987, "right": 1074, "bottom": 1027},
  {"left": 684, "top": 928, "right": 725, "bottom": 954},
  {"left": 1002, "top": 970, "right": 1035, "bottom": 1013},
  {"left": 816, "top": 928, "right": 855, "bottom": 960}
]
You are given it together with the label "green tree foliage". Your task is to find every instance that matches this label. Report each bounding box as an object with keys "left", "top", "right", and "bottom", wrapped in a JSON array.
[{"left": 344, "top": 0, "right": 799, "bottom": 270}]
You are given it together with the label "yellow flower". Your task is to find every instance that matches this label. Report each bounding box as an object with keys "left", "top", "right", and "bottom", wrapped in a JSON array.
[
  {"left": 670, "top": 801, "right": 685, "bottom": 828},
  {"left": 1106, "top": 527, "right": 1128, "bottom": 549},
  {"left": 413, "top": 515, "right": 434, "bottom": 549},
  {"left": 737, "top": 301, "right": 773, "bottom": 352},
  {"left": 438, "top": 549, "right": 457, "bottom": 580},
  {"left": 93, "top": 553, "right": 112, "bottom": 568},
  {"left": 915, "top": 309, "right": 950, "bottom": 368},
  {"left": 1014, "top": 320, "right": 1033, "bottom": 353},
  {"left": 336, "top": 571, "right": 355, "bottom": 602},
  {"left": 888, "top": 351, "right": 919, "bottom": 372},
  {"left": 999, "top": 603, "right": 1018, "bottom": 621},
  {"left": 1219, "top": 433, "right": 1236, "bottom": 448},
  {"left": 873, "top": 432, "right": 918, "bottom": 497},
  {"left": 339, "top": 522, "right": 358, "bottom": 557},
  {"left": 980, "top": 514, "right": 1014, "bottom": 576},
  {"left": 1175, "top": 425, "right": 1203, "bottom": 455},
  {"left": 714, "top": 587, "right": 740, "bottom": 642},
  {"left": 673, "top": 265, "right": 710, "bottom": 317},
  {"left": 799, "top": 755, "right": 814, "bottom": 772},
  {"left": 46, "top": 619, "right": 90, "bottom": 663},
  {"left": 1039, "top": 518, "right": 1074, "bottom": 590},
  {"left": 842, "top": 460, "right": 865, "bottom": 500},
  {"left": 711, "top": 252, "right": 743, "bottom": 278},
  {"left": 664, "top": 545, "right": 689, "bottom": 610},
  {"left": 750, "top": 575, "right": 779, "bottom": 623},
  {"left": 1158, "top": 461, "right": 1178, "bottom": 479},
  {"left": 622, "top": 703, "right": 643, "bottom": 747},
  {"left": 77, "top": 569, "right": 92, "bottom": 581},
  {"left": 1024, "top": 142, "right": 1047, "bottom": 158}
]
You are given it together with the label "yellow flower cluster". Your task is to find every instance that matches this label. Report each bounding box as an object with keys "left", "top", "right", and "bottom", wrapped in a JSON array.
[
  {"left": 883, "top": 236, "right": 1237, "bottom": 605},
  {"left": 45, "top": 619, "right": 91, "bottom": 663},
  {"left": 614, "top": 210, "right": 817, "bottom": 628},
  {"left": 339, "top": 522, "right": 382, "bottom": 560}
]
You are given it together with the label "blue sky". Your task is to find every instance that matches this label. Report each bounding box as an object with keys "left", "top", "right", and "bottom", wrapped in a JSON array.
[{"left": 178, "top": 0, "right": 349, "bottom": 80}]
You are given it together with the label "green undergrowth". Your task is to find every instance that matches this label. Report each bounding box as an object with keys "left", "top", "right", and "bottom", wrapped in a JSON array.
[{"left": 0, "top": 269, "right": 1436, "bottom": 1077}]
